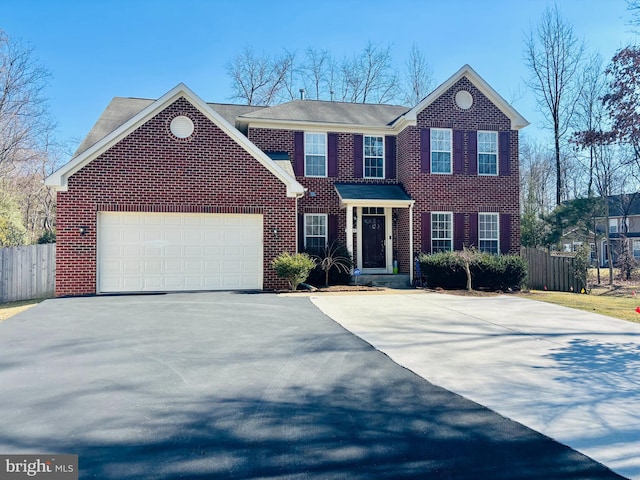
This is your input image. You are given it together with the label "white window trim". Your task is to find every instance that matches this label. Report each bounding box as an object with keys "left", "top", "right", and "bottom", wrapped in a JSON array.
[
  {"left": 304, "top": 213, "right": 328, "bottom": 249},
  {"left": 632, "top": 239, "right": 640, "bottom": 259},
  {"left": 363, "top": 135, "right": 385, "bottom": 179},
  {"left": 304, "top": 132, "right": 328, "bottom": 178},
  {"left": 477, "top": 130, "right": 498, "bottom": 177},
  {"left": 430, "top": 128, "right": 452, "bottom": 175},
  {"left": 478, "top": 212, "right": 500, "bottom": 254},
  {"left": 431, "top": 211, "right": 453, "bottom": 252}
]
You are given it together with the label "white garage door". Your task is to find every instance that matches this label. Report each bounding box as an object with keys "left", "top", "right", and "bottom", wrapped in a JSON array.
[{"left": 98, "top": 212, "right": 263, "bottom": 293}]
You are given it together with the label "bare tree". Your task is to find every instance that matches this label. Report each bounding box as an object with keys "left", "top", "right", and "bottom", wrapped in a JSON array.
[
  {"left": 0, "top": 29, "right": 58, "bottom": 245},
  {"left": 341, "top": 42, "right": 400, "bottom": 103},
  {"left": 402, "top": 42, "right": 433, "bottom": 106},
  {"left": 592, "top": 142, "right": 631, "bottom": 284},
  {"left": 524, "top": 4, "right": 585, "bottom": 206},
  {"left": 301, "top": 47, "right": 331, "bottom": 100},
  {"left": 0, "top": 29, "right": 50, "bottom": 172},
  {"left": 519, "top": 137, "right": 556, "bottom": 247},
  {"left": 226, "top": 46, "right": 293, "bottom": 105},
  {"left": 572, "top": 53, "right": 607, "bottom": 197}
]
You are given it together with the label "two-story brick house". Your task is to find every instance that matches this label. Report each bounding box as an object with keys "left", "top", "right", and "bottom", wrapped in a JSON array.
[{"left": 46, "top": 64, "right": 528, "bottom": 296}]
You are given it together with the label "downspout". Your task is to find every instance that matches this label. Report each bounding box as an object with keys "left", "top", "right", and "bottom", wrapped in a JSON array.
[
  {"left": 295, "top": 195, "right": 300, "bottom": 253},
  {"left": 409, "top": 203, "right": 414, "bottom": 284}
]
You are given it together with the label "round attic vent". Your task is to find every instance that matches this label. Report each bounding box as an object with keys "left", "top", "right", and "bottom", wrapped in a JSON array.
[
  {"left": 455, "top": 90, "right": 473, "bottom": 110},
  {"left": 170, "top": 115, "right": 195, "bottom": 138}
]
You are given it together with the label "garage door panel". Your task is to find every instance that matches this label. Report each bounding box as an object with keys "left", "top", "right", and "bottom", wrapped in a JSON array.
[{"left": 98, "top": 212, "right": 263, "bottom": 292}]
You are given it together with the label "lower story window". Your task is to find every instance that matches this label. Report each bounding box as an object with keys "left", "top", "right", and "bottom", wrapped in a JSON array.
[
  {"left": 431, "top": 212, "right": 452, "bottom": 252},
  {"left": 633, "top": 239, "right": 640, "bottom": 259},
  {"left": 304, "top": 214, "right": 327, "bottom": 252},
  {"left": 479, "top": 213, "right": 499, "bottom": 254}
]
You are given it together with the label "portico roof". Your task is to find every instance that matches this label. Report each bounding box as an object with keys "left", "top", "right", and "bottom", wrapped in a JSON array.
[{"left": 334, "top": 183, "right": 414, "bottom": 207}]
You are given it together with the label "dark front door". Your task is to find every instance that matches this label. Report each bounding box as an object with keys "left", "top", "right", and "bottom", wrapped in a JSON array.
[{"left": 363, "top": 216, "right": 386, "bottom": 268}]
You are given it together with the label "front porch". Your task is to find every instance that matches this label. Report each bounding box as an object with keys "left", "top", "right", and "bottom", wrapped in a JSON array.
[{"left": 334, "top": 183, "right": 415, "bottom": 281}]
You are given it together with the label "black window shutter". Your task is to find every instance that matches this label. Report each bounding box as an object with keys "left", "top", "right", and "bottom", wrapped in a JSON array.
[
  {"left": 420, "top": 128, "right": 430, "bottom": 173},
  {"left": 453, "top": 130, "right": 464, "bottom": 174},
  {"left": 328, "top": 133, "right": 338, "bottom": 177},
  {"left": 421, "top": 212, "right": 431, "bottom": 253},
  {"left": 294, "top": 132, "right": 304, "bottom": 176},
  {"left": 468, "top": 131, "right": 477, "bottom": 175},
  {"left": 499, "top": 131, "right": 510, "bottom": 176},
  {"left": 469, "top": 213, "right": 478, "bottom": 248},
  {"left": 454, "top": 213, "right": 464, "bottom": 250},
  {"left": 353, "top": 134, "right": 363, "bottom": 178},
  {"left": 500, "top": 214, "right": 512, "bottom": 254},
  {"left": 328, "top": 214, "right": 338, "bottom": 245},
  {"left": 298, "top": 214, "right": 305, "bottom": 252},
  {"left": 385, "top": 136, "right": 396, "bottom": 179}
]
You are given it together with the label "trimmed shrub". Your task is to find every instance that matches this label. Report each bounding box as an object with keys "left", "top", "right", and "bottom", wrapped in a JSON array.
[
  {"left": 419, "top": 251, "right": 527, "bottom": 291},
  {"left": 271, "top": 252, "right": 316, "bottom": 290}
]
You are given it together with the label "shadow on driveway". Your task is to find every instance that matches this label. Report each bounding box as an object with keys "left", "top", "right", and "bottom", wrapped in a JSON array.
[{"left": 0, "top": 292, "right": 626, "bottom": 479}]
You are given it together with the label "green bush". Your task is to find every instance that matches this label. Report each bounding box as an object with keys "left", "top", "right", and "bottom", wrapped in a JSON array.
[
  {"left": 37, "top": 230, "right": 56, "bottom": 244},
  {"left": 419, "top": 251, "right": 527, "bottom": 290},
  {"left": 271, "top": 252, "right": 316, "bottom": 290}
]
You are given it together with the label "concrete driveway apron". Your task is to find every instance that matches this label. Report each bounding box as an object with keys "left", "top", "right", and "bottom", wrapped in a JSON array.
[
  {"left": 311, "top": 292, "right": 640, "bottom": 480},
  {"left": 0, "top": 291, "right": 629, "bottom": 479}
]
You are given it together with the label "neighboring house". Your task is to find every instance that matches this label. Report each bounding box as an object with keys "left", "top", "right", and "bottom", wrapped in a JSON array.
[
  {"left": 595, "top": 194, "right": 640, "bottom": 267},
  {"left": 556, "top": 228, "right": 598, "bottom": 266},
  {"left": 46, "top": 65, "right": 528, "bottom": 296}
]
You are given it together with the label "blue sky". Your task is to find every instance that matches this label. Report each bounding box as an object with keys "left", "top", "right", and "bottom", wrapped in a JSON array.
[{"left": 2, "top": 0, "right": 637, "bottom": 154}]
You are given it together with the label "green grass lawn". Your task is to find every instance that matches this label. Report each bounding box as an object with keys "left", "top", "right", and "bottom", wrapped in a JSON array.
[{"left": 519, "top": 290, "right": 640, "bottom": 323}]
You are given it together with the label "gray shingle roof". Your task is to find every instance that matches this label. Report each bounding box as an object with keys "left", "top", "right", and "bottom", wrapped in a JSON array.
[
  {"left": 335, "top": 183, "right": 412, "bottom": 202},
  {"left": 239, "top": 99, "right": 410, "bottom": 127},
  {"left": 72, "top": 95, "right": 409, "bottom": 160},
  {"left": 74, "top": 98, "right": 154, "bottom": 157},
  {"left": 608, "top": 194, "right": 640, "bottom": 216},
  {"left": 73, "top": 98, "right": 266, "bottom": 158}
]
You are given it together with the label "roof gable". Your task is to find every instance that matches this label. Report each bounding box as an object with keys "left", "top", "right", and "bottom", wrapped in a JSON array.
[
  {"left": 400, "top": 64, "right": 529, "bottom": 130},
  {"left": 46, "top": 84, "right": 304, "bottom": 197}
]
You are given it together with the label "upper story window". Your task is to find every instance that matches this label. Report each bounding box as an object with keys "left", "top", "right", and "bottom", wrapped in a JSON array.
[
  {"left": 304, "top": 132, "right": 327, "bottom": 177},
  {"left": 364, "top": 135, "right": 384, "bottom": 179},
  {"left": 431, "top": 212, "right": 452, "bottom": 252},
  {"left": 478, "top": 131, "right": 498, "bottom": 176},
  {"left": 609, "top": 218, "right": 629, "bottom": 234},
  {"left": 430, "top": 128, "right": 452, "bottom": 174},
  {"left": 479, "top": 213, "right": 499, "bottom": 254}
]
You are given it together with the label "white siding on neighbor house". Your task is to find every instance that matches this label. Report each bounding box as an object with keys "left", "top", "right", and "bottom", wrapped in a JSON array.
[{"left": 97, "top": 212, "right": 263, "bottom": 293}]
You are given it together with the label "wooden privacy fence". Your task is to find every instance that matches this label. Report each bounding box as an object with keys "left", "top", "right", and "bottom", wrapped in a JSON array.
[
  {"left": 521, "top": 247, "right": 580, "bottom": 292},
  {"left": 0, "top": 244, "right": 55, "bottom": 303}
]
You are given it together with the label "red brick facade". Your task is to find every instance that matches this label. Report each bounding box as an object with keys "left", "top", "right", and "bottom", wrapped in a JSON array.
[
  {"left": 55, "top": 98, "right": 296, "bottom": 296},
  {"left": 399, "top": 77, "right": 521, "bottom": 258},
  {"left": 53, "top": 68, "right": 524, "bottom": 296},
  {"left": 248, "top": 76, "right": 521, "bottom": 277}
]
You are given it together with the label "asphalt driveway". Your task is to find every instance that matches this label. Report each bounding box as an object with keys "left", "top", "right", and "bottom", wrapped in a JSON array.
[{"left": 0, "top": 292, "right": 627, "bottom": 479}]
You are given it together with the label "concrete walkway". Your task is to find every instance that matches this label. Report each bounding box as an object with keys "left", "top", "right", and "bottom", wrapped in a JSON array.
[{"left": 311, "top": 292, "right": 640, "bottom": 480}]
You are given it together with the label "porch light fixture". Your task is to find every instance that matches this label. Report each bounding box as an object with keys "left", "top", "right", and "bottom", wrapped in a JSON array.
[{"left": 79, "top": 226, "right": 88, "bottom": 236}]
